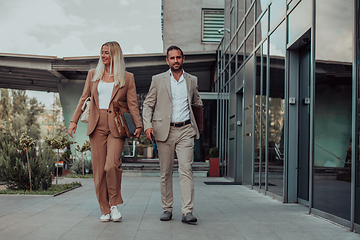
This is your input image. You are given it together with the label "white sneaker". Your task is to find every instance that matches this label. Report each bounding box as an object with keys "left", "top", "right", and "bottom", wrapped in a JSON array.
[
  {"left": 100, "top": 213, "right": 110, "bottom": 222},
  {"left": 110, "top": 205, "right": 122, "bottom": 222}
]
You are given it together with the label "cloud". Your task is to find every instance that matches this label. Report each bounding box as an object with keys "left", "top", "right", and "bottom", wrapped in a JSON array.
[
  {"left": 26, "top": 90, "right": 56, "bottom": 108},
  {"left": 119, "top": 0, "right": 134, "bottom": 6},
  {"left": 269, "top": 43, "right": 284, "bottom": 57},
  {"left": 92, "top": 25, "right": 125, "bottom": 35},
  {"left": 315, "top": 0, "right": 353, "bottom": 62},
  {"left": 129, "top": 45, "right": 146, "bottom": 54},
  {"left": 0, "top": 0, "right": 162, "bottom": 57},
  {"left": 0, "top": 0, "right": 85, "bottom": 55},
  {"left": 42, "top": 35, "right": 90, "bottom": 57}
]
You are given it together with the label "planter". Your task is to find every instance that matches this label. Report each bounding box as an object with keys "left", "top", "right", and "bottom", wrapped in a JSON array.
[
  {"left": 209, "top": 157, "right": 220, "bottom": 177},
  {"left": 143, "top": 147, "right": 154, "bottom": 159}
]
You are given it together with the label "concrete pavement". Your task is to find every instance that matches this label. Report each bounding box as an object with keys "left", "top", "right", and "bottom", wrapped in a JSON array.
[{"left": 0, "top": 176, "right": 359, "bottom": 240}]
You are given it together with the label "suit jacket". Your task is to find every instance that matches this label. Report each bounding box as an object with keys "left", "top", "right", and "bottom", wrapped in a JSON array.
[
  {"left": 71, "top": 69, "right": 143, "bottom": 137},
  {"left": 142, "top": 69, "right": 203, "bottom": 141}
]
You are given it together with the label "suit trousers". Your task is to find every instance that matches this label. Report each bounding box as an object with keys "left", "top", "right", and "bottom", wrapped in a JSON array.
[
  {"left": 89, "top": 109, "right": 124, "bottom": 215},
  {"left": 157, "top": 124, "right": 196, "bottom": 214}
]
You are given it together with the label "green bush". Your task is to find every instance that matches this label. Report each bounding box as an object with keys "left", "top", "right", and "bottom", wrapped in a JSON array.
[
  {"left": 71, "top": 157, "right": 93, "bottom": 175},
  {"left": 0, "top": 143, "right": 54, "bottom": 191},
  {"left": 209, "top": 147, "right": 219, "bottom": 158},
  {"left": 0, "top": 181, "right": 81, "bottom": 195},
  {"left": 65, "top": 174, "right": 93, "bottom": 179}
]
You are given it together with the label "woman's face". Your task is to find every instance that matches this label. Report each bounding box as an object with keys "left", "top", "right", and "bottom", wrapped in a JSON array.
[{"left": 101, "top": 45, "right": 111, "bottom": 66}]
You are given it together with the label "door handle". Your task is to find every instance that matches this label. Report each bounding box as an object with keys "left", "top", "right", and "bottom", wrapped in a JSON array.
[
  {"left": 289, "top": 97, "right": 296, "bottom": 105},
  {"left": 303, "top": 98, "right": 310, "bottom": 105}
]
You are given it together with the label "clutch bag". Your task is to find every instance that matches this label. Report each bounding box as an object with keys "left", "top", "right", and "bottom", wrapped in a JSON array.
[
  {"left": 113, "top": 101, "right": 135, "bottom": 138},
  {"left": 191, "top": 104, "right": 204, "bottom": 134},
  {"left": 123, "top": 112, "right": 136, "bottom": 135},
  {"left": 80, "top": 97, "right": 91, "bottom": 123}
]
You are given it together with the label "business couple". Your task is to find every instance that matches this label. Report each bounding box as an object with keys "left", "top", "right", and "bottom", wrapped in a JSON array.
[{"left": 68, "top": 41, "right": 203, "bottom": 224}]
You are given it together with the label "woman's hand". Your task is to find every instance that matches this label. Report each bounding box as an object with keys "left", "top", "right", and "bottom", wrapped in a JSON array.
[
  {"left": 68, "top": 122, "right": 77, "bottom": 138},
  {"left": 133, "top": 128, "right": 141, "bottom": 138}
]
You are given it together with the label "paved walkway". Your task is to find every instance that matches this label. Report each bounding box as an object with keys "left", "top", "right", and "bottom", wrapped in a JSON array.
[{"left": 0, "top": 176, "right": 359, "bottom": 240}]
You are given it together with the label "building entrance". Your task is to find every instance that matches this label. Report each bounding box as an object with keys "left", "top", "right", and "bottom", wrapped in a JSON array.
[
  {"left": 297, "top": 43, "right": 311, "bottom": 202},
  {"left": 287, "top": 34, "right": 311, "bottom": 203},
  {"left": 235, "top": 90, "right": 243, "bottom": 182}
]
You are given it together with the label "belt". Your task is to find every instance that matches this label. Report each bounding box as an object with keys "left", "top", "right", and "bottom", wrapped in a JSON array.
[{"left": 170, "top": 119, "right": 191, "bottom": 127}]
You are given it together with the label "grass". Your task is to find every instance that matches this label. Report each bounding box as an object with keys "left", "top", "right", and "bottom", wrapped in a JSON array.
[
  {"left": 65, "top": 174, "right": 93, "bottom": 178},
  {"left": 0, "top": 181, "right": 82, "bottom": 195}
]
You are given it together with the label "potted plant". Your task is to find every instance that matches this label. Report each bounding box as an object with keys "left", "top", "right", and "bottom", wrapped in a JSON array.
[{"left": 209, "top": 147, "right": 220, "bottom": 177}]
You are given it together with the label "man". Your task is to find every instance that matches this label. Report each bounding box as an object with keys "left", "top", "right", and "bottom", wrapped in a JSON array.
[{"left": 142, "top": 46, "right": 203, "bottom": 223}]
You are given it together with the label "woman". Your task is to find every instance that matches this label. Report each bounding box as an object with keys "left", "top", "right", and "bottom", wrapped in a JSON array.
[{"left": 68, "top": 41, "right": 142, "bottom": 222}]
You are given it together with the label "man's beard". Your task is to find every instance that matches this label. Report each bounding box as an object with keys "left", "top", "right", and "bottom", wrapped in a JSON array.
[{"left": 171, "top": 64, "right": 183, "bottom": 73}]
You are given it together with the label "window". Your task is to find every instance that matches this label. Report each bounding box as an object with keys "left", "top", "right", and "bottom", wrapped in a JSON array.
[{"left": 202, "top": 9, "right": 225, "bottom": 42}]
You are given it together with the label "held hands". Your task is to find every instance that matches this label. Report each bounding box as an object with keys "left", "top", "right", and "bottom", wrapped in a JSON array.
[
  {"left": 145, "top": 128, "right": 154, "bottom": 141},
  {"left": 133, "top": 128, "right": 141, "bottom": 138},
  {"left": 68, "top": 122, "right": 77, "bottom": 138}
]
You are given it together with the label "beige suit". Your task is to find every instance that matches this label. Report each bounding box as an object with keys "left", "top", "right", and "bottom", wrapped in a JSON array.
[
  {"left": 142, "top": 69, "right": 203, "bottom": 214},
  {"left": 71, "top": 69, "right": 142, "bottom": 215}
]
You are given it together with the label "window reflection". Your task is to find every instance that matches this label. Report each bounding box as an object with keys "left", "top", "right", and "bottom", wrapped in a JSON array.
[
  {"left": 237, "top": 46, "right": 244, "bottom": 69},
  {"left": 246, "top": 5, "right": 255, "bottom": 37},
  {"left": 267, "top": 21, "right": 285, "bottom": 197},
  {"left": 260, "top": 0, "right": 271, "bottom": 12},
  {"left": 246, "top": 30, "right": 255, "bottom": 58},
  {"left": 288, "top": 0, "right": 311, "bottom": 45},
  {"left": 262, "top": 40, "right": 267, "bottom": 188},
  {"left": 269, "top": 0, "right": 286, "bottom": 32},
  {"left": 243, "top": 55, "right": 255, "bottom": 184},
  {"left": 254, "top": 48, "right": 266, "bottom": 187},
  {"left": 238, "top": 0, "right": 246, "bottom": 27},
  {"left": 314, "top": 0, "right": 353, "bottom": 221}
]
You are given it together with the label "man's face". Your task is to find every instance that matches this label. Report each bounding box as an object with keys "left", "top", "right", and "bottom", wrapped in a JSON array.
[{"left": 166, "top": 49, "right": 185, "bottom": 73}]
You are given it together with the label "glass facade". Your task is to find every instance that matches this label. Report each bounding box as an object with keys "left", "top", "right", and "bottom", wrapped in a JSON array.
[
  {"left": 216, "top": 0, "right": 358, "bottom": 231},
  {"left": 313, "top": 0, "right": 353, "bottom": 221},
  {"left": 267, "top": 21, "right": 286, "bottom": 196}
]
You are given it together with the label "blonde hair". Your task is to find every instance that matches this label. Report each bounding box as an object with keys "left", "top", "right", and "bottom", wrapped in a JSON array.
[{"left": 92, "top": 41, "right": 126, "bottom": 87}]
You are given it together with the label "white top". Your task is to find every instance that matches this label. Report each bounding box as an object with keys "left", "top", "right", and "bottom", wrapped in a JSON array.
[
  {"left": 98, "top": 81, "right": 114, "bottom": 109},
  {"left": 170, "top": 70, "right": 190, "bottom": 123}
]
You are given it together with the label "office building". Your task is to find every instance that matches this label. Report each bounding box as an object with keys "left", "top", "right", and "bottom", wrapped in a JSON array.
[{"left": 215, "top": 0, "right": 358, "bottom": 231}]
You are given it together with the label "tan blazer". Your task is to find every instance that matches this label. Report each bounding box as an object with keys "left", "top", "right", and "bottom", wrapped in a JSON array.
[
  {"left": 142, "top": 69, "right": 203, "bottom": 141},
  {"left": 71, "top": 69, "right": 143, "bottom": 137}
]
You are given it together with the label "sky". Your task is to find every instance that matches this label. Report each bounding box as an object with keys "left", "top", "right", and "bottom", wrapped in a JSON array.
[
  {"left": 0, "top": 0, "right": 163, "bottom": 106},
  {"left": 0, "top": 0, "right": 162, "bottom": 57}
]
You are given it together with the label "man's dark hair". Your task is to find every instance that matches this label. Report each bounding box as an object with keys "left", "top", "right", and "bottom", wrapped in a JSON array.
[{"left": 166, "top": 45, "right": 184, "bottom": 58}]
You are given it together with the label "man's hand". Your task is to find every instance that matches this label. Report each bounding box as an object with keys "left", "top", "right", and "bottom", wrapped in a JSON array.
[
  {"left": 133, "top": 128, "right": 141, "bottom": 138},
  {"left": 145, "top": 128, "right": 154, "bottom": 141},
  {"left": 68, "top": 122, "right": 77, "bottom": 138}
]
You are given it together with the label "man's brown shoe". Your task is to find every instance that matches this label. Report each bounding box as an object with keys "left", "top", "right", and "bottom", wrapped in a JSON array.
[
  {"left": 182, "top": 212, "right": 197, "bottom": 223},
  {"left": 160, "top": 211, "right": 172, "bottom": 221}
]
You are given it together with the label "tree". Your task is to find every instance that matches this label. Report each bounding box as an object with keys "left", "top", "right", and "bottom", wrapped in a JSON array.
[
  {"left": 42, "top": 93, "right": 66, "bottom": 136},
  {"left": 45, "top": 134, "right": 75, "bottom": 185},
  {"left": 26, "top": 97, "right": 44, "bottom": 140},
  {"left": 75, "top": 140, "right": 91, "bottom": 176},
  {"left": 20, "top": 132, "right": 35, "bottom": 191},
  {"left": 11, "top": 89, "right": 27, "bottom": 117},
  {"left": 1, "top": 90, "right": 44, "bottom": 140},
  {"left": 0, "top": 89, "right": 51, "bottom": 191},
  {"left": 0, "top": 89, "right": 11, "bottom": 120},
  {"left": 0, "top": 128, "right": 53, "bottom": 191}
]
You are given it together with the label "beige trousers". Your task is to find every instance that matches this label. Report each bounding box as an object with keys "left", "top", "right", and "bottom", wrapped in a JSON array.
[
  {"left": 157, "top": 124, "right": 196, "bottom": 214},
  {"left": 89, "top": 109, "right": 124, "bottom": 215}
]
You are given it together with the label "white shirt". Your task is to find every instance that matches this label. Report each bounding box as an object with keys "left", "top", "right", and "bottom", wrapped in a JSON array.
[
  {"left": 98, "top": 81, "right": 114, "bottom": 109},
  {"left": 170, "top": 70, "right": 190, "bottom": 122}
]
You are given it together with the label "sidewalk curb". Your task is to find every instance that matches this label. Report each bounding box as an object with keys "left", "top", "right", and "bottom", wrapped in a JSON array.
[{"left": 53, "top": 184, "right": 82, "bottom": 197}]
